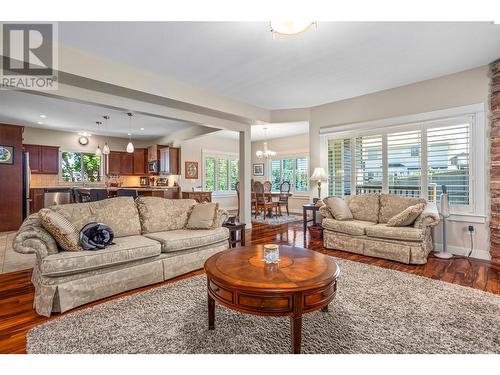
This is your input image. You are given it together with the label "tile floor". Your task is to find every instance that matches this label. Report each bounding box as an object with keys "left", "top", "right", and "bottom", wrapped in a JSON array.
[{"left": 0, "top": 231, "right": 36, "bottom": 274}]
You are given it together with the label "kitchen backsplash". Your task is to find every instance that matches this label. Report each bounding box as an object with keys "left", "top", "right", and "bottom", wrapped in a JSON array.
[{"left": 30, "top": 174, "right": 142, "bottom": 188}]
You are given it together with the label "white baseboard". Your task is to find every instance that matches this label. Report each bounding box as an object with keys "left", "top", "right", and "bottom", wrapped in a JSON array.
[{"left": 433, "top": 243, "right": 491, "bottom": 261}]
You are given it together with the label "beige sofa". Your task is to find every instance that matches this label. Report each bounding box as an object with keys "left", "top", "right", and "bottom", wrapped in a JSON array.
[
  {"left": 13, "top": 196, "right": 229, "bottom": 317},
  {"left": 319, "top": 194, "right": 440, "bottom": 264}
]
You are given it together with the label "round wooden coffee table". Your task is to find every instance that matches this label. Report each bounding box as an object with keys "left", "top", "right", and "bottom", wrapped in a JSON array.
[{"left": 204, "top": 245, "right": 340, "bottom": 353}]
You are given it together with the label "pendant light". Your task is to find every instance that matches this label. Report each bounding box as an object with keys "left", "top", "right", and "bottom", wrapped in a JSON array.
[
  {"left": 102, "top": 115, "right": 110, "bottom": 155},
  {"left": 95, "top": 121, "right": 102, "bottom": 156},
  {"left": 126, "top": 112, "right": 134, "bottom": 153},
  {"left": 256, "top": 127, "right": 276, "bottom": 159}
]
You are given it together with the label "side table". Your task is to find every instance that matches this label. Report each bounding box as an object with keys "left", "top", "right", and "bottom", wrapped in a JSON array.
[
  {"left": 303, "top": 204, "right": 321, "bottom": 234},
  {"left": 222, "top": 222, "right": 246, "bottom": 248}
]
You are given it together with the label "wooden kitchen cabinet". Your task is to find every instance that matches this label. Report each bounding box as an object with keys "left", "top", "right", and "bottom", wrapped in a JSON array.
[
  {"left": 169, "top": 147, "right": 180, "bottom": 175},
  {"left": 24, "top": 144, "right": 59, "bottom": 174},
  {"left": 133, "top": 148, "right": 147, "bottom": 175},
  {"left": 41, "top": 146, "right": 59, "bottom": 174},
  {"left": 120, "top": 152, "right": 133, "bottom": 175},
  {"left": 107, "top": 152, "right": 122, "bottom": 175},
  {"left": 29, "top": 188, "right": 45, "bottom": 214}
]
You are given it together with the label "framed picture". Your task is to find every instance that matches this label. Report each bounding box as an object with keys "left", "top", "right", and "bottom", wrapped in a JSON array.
[
  {"left": 0, "top": 145, "right": 14, "bottom": 165},
  {"left": 185, "top": 161, "right": 199, "bottom": 179},
  {"left": 253, "top": 163, "right": 264, "bottom": 176}
]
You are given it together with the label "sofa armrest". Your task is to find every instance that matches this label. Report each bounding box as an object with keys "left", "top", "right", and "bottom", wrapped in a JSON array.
[
  {"left": 214, "top": 209, "right": 229, "bottom": 227},
  {"left": 12, "top": 213, "right": 59, "bottom": 260},
  {"left": 414, "top": 202, "right": 440, "bottom": 229},
  {"left": 319, "top": 205, "right": 334, "bottom": 219}
]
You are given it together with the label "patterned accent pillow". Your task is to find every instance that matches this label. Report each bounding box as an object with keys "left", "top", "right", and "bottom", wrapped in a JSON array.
[
  {"left": 186, "top": 202, "right": 219, "bottom": 229},
  {"left": 386, "top": 203, "right": 426, "bottom": 227},
  {"left": 323, "top": 197, "right": 353, "bottom": 221},
  {"left": 39, "top": 208, "right": 83, "bottom": 251}
]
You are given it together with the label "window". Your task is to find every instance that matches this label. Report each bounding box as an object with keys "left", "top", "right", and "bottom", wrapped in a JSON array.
[
  {"left": 60, "top": 151, "right": 102, "bottom": 182},
  {"left": 327, "top": 115, "right": 472, "bottom": 210},
  {"left": 203, "top": 152, "right": 238, "bottom": 193},
  {"left": 269, "top": 156, "right": 308, "bottom": 193}
]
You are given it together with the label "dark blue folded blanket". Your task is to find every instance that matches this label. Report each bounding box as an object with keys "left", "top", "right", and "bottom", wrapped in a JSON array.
[{"left": 79, "top": 222, "right": 114, "bottom": 251}]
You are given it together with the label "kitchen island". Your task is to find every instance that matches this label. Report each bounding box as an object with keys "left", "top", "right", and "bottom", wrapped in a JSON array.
[{"left": 78, "top": 186, "right": 180, "bottom": 199}]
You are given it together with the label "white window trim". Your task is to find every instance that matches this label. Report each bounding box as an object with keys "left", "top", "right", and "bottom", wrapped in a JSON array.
[
  {"left": 201, "top": 149, "right": 239, "bottom": 195},
  {"left": 59, "top": 150, "right": 104, "bottom": 184},
  {"left": 320, "top": 103, "right": 486, "bottom": 221},
  {"left": 268, "top": 153, "right": 309, "bottom": 194}
]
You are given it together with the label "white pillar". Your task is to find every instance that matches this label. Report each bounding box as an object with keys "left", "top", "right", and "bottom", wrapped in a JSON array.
[{"left": 239, "top": 129, "right": 252, "bottom": 228}]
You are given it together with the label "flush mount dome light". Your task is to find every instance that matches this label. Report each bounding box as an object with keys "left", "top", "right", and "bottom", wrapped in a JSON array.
[{"left": 270, "top": 21, "right": 316, "bottom": 36}]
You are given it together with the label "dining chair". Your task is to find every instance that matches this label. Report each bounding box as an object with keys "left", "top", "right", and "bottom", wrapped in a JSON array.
[
  {"left": 254, "top": 181, "right": 278, "bottom": 219},
  {"left": 89, "top": 189, "right": 108, "bottom": 202},
  {"left": 263, "top": 181, "right": 272, "bottom": 202},
  {"left": 278, "top": 181, "right": 291, "bottom": 216},
  {"left": 117, "top": 189, "right": 138, "bottom": 199}
]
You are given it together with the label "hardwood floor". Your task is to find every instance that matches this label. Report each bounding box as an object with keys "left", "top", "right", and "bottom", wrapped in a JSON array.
[{"left": 0, "top": 221, "right": 498, "bottom": 354}]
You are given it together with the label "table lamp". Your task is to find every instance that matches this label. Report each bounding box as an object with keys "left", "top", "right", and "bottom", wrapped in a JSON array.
[{"left": 310, "top": 167, "right": 328, "bottom": 199}]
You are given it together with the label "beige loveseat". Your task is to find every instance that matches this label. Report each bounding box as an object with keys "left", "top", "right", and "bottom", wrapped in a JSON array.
[
  {"left": 13, "top": 196, "right": 229, "bottom": 316},
  {"left": 319, "top": 194, "right": 440, "bottom": 264}
]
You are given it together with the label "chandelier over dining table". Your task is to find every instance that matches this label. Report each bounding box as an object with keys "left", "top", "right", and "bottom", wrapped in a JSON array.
[{"left": 256, "top": 127, "right": 276, "bottom": 158}]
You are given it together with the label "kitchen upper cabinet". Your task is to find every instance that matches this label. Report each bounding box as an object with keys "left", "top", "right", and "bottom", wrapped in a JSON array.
[
  {"left": 107, "top": 152, "right": 122, "bottom": 175},
  {"left": 120, "top": 152, "right": 133, "bottom": 175},
  {"left": 133, "top": 148, "right": 147, "bottom": 175},
  {"left": 169, "top": 147, "right": 180, "bottom": 175},
  {"left": 24, "top": 144, "right": 59, "bottom": 174},
  {"left": 24, "top": 144, "right": 41, "bottom": 172},
  {"left": 41, "top": 146, "right": 59, "bottom": 174}
]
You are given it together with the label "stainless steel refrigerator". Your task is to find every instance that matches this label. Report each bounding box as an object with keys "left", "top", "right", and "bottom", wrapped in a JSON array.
[{"left": 22, "top": 151, "right": 31, "bottom": 219}]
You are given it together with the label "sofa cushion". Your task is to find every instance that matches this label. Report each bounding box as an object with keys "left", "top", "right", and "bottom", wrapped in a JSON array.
[
  {"left": 387, "top": 203, "right": 425, "bottom": 227},
  {"left": 40, "top": 235, "right": 161, "bottom": 276},
  {"left": 322, "top": 218, "right": 376, "bottom": 236},
  {"left": 379, "top": 194, "right": 427, "bottom": 223},
  {"left": 136, "top": 197, "right": 197, "bottom": 233},
  {"left": 365, "top": 224, "right": 424, "bottom": 242},
  {"left": 186, "top": 202, "right": 219, "bottom": 229},
  {"left": 39, "top": 208, "right": 83, "bottom": 252},
  {"left": 51, "top": 197, "right": 142, "bottom": 238},
  {"left": 323, "top": 197, "right": 353, "bottom": 220},
  {"left": 143, "top": 227, "right": 229, "bottom": 253},
  {"left": 344, "top": 194, "right": 380, "bottom": 222}
]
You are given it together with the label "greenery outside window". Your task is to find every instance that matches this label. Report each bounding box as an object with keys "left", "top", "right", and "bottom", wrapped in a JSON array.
[
  {"left": 60, "top": 151, "right": 102, "bottom": 182},
  {"left": 203, "top": 152, "right": 239, "bottom": 193},
  {"left": 269, "top": 156, "right": 308, "bottom": 193}
]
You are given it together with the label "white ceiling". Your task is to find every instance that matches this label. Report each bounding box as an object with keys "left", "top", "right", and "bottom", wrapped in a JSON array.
[
  {"left": 0, "top": 91, "right": 193, "bottom": 140},
  {"left": 59, "top": 22, "right": 500, "bottom": 109},
  {"left": 214, "top": 122, "right": 309, "bottom": 141}
]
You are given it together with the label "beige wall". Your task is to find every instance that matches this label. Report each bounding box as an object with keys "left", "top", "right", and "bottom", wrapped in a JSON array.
[
  {"left": 308, "top": 66, "right": 491, "bottom": 259},
  {"left": 251, "top": 133, "right": 310, "bottom": 214},
  {"left": 23, "top": 127, "right": 152, "bottom": 153},
  {"left": 179, "top": 131, "right": 239, "bottom": 211}
]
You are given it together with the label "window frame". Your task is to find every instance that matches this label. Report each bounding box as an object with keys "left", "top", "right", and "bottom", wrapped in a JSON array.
[
  {"left": 321, "top": 103, "right": 486, "bottom": 221},
  {"left": 268, "top": 154, "right": 309, "bottom": 194},
  {"left": 59, "top": 150, "right": 104, "bottom": 184},
  {"left": 201, "top": 150, "right": 239, "bottom": 196}
]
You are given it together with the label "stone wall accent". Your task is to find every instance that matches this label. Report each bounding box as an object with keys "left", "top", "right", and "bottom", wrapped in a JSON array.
[{"left": 489, "top": 59, "right": 500, "bottom": 265}]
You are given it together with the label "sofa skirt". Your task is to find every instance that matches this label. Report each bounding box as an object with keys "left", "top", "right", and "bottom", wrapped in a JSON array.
[
  {"left": 323, "top": 230, "right": 432, "bottom": 265},
  {"left": 32, "top": 240, "right": 229, "bottom": 317}
]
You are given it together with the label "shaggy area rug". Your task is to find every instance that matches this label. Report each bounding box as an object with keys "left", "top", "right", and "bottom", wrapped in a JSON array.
[
  {"left": 27, "top": 258, "right": 500, "bottom": 354},
  {"left": 251, "top": 214, "right": 302, "bottom": 225}
]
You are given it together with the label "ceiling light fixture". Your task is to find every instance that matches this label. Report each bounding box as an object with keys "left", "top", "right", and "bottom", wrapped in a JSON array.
[
  {"left": 126, "top": 112, "right": 135, "bottom": 153},
  {"left": 95, "top": 121, "right": 102, "bottom": 156},
  {"left": 102, "top": 115, "right": 110, "bottom": 155},
  {"left": 140, "top": 127, "right": 145, "bottom": 131},
  {"left": 39, "top": 115, "right": 47, "bottom": 118},
  {"left": 270, "top": 21, "right": 316, "bottom": 36},
  {"left": 37, "top": 121, "right": 43, "bottom": 125},
  {"left": 256, "top": 127, "right": 276, "bottom": 159}
]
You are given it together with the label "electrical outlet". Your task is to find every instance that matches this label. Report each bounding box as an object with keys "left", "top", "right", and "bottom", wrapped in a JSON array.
[{"left": 467, "top": 225, "right": 475, "bottom": 235}]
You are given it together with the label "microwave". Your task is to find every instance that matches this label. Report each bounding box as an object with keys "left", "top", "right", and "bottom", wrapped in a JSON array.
[{"left": 148, "top": 160, "right": 159, "bottom": 173}]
